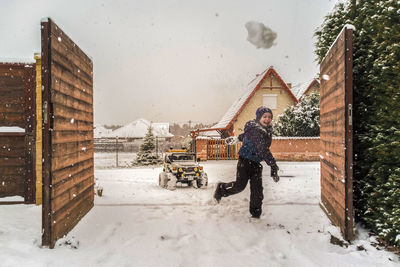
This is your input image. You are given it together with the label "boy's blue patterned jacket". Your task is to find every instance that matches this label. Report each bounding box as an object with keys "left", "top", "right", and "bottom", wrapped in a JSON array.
[{"left": 237, "top": 119, "right": 276, "bottom": 166}]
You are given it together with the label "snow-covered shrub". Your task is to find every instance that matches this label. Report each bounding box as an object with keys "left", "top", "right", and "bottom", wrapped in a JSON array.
[
  {"left": 315, "top": 0, "right": 400, "bottom": 246},
  {"left": 274, "top": 92, "right": 320, "bottom": 137}
]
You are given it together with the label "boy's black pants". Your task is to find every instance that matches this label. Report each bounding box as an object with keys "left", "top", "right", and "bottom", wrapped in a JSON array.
[{"left": 220, "top": 157, "right": 263, "bottom": 218}]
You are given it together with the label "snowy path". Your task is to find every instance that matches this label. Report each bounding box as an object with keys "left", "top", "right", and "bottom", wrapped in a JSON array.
[{"left": 0, "top": 160, "right": 398, "bottom": 267}]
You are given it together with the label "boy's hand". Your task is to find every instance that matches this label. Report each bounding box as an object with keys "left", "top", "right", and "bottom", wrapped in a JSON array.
[
  {"left": 270, "top": 163, "right": 280, "bottom": 182},
  {"left": 225, "top": 136, "right": 239, "bottom": 145}
]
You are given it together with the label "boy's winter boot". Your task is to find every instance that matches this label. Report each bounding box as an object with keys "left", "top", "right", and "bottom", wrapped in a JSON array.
[{"left": 213, "top": 183, "right": 223, "bottom": 203}]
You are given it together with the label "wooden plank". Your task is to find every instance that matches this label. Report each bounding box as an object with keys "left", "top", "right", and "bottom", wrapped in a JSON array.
[
  {"left": 51, "top": 176, "right": 94, "bottom": 213},
  {"left": 321, "top": 166, "right": 346, "bottom": 197},
  {"left": 41, "top": 18, "right": 52, "bottom": 248},
  {"left": 51, "top": 77, "right": 93, "bottom": 105},
  {"left": 0, "top": 201, "right": 25, "bottom": 205},
  {"left": 24, "top": 135, "right": 35, "bottom": 203},
  {"left": 0, "top": 175, "right": 24, "bottom": 186},
  {"left": 53, "top": 117, "right": 93, "bottom": 131},
  {"left": 52, "top": 90, "right": 93, "bottom": 114},
  {"left": 0, "top": 166, "right": 25, "bottom": 175},
  {"left": 52, "top": 130, "right": 93, "bottom": 144},
  {"left": 51, "top": 166, "right": 94, "bottom": 198},
  {"left": 320, "top": 195, "right": 345, "bottom": 231},
  {"left": 0, "top": 97, "right": 24, "bottom": 105},
  {"left": 50, "top": 37, "right": 93, "bottom": 75},
  {"left": 0, "top": 76, "right": 24, "bottom": 88},
  {"left": 50, "top": 26, "right": 92, "bottom": 65},
  {"left": 0, "top": 136, "right": 26, "bottom": 147},
  {"left": 52, "top": 141, "right": 93, "bottom": 157},
  {"left": 51, "top": 158, "right": 93, "bottom": 185},
  {"left": 51, "top": 62, "right": 92, "bottom": 95},
  {"left": 51, "top": 149, "right": 93, "bottom": 171},
  {"left": 52, "top": 189, "right": 93, "bottom": 244},
  {"left": 344, "top": 27, "right": 354, "bottom": 240},
  {"left": 0, "top": 174, "right": 25, "bottom": 197},
  {"left": 0, "top": 157, "right": 25, "bottom": 166},
  {"left": 0, "top": 113, "right": 25, "bottom": 126},
  {"left": 0, "top": 147, "right": 25, "bottom": 157},
  {"left": 50, "top": 46, "right": 93, "bottom": 87},
  {"left": 0, "top": 103, "right": 24, "bottom": 113},
  {"left": 49, "top": 25, "right": 93, "bottom": 70},
  {"left": 53, "top": 185, "right": 94, "bottom": 225},
  {"left": 52, "top": 104, "right": 93, "bottom": 124},
  {"left": 321, "top": 177, "right": 346, "bottom": 208},
  {"left": 24, "top": 66, "right": 36, "bottom": 135},
  {"left": 51, "top": 40, "right": 93, "bottom": 74}
]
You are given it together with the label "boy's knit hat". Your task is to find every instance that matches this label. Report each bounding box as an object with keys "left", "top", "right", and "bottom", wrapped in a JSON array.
[{"left": 256, "top": 106, "right": 273, "bottom": 121}]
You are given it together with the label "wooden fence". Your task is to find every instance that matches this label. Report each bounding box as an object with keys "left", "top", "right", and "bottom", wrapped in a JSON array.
[
  {"left": 196, "top": 137, "right": 320, "bottom": 161},
  {"left": 0, "top": 62, "right": 36, "bottom": 204}
]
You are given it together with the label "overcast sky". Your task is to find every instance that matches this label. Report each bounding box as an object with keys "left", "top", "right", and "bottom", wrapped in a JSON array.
[{"left": 0, "top": 0, "right": 338, "bottom": 125}]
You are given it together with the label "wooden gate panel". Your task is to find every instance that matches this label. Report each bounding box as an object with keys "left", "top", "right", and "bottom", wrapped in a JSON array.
[
  {"left": 41, "top": 18, "right": 94, "bottom": 248},
  {"left": 0, "top": 63, "right": 36, "bottom": 203},
  {"left": 0, "top": 134, "right": 25, "bottom": 198},
  {"left": 320, "top": 26, "right": 354, "bottom": 240},
  {"left": 0, "top": 65, "right": 26, "bottom": 127},
  {"left": 206, "top": 139, "right": 239, "bottom": 160}
]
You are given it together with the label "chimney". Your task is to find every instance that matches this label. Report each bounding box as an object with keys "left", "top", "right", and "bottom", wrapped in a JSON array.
[{"left": 287, "top": 83, "right": 292, "bottom": 88}]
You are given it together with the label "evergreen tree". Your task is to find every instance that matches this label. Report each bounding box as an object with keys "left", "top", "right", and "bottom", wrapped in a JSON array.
[
  {"left": 134, "top": 125, "right": 162, "bottom": 166},
  {"left": 315, "top": 0, "right": 400, "bottom": 246},
  {"left": 274, "top": 92, "right": 320, "bottom": 137}
]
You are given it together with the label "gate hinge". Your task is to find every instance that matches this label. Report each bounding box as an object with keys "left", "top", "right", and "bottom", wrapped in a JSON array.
[
  {"left": 43, "top": 101, "right": 48, "bottom": 124},
  {"left": 348, "top": 104, "right": 352, "bottom": 126}
]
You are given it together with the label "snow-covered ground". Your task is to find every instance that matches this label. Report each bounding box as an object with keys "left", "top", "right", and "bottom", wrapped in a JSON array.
[{"left": 0, "top": 155, "right": 398, "bottom": 267}]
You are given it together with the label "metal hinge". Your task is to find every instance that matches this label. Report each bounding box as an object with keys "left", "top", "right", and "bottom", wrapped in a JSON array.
[
  {"left": 43, "top": 101, "right": 48, "bottom": 124},
  {"left": 348, "top": 104, "right": 352, "bottom": 126}
]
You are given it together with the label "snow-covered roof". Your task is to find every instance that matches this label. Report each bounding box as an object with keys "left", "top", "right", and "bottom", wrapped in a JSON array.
[
  {"left": 290, "top": 79, "right": 319, "bottom": 101},
  {"left": 94, "top": 125, "right": 112, "bottom": 139},
  {"left": 107, "top": 118, "right": 173, "bottom": 138},
  {"left": 208, "top": 66, "right": 297, "bottom": 131},
  {"left": 196, "top": 130, "right": 221, "bottom": 139},
  {"left": 211, "top": 70, "right": 266, "bottom": 130}
]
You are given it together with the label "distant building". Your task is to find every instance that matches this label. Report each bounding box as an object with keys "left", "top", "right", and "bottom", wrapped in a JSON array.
[
  {"left": 107, "top": 118, "right": 173, "bottom": 141},
  {"left": 290, "top": 79, "right": 320, "bottom": 101},
  {"left": 94, "top": 125, "right": 112, "bottom": 139}
]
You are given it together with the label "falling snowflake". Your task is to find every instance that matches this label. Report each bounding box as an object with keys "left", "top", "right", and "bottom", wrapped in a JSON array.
[{"left": 322, "top": 74, "right": 330, "bottom": 80}]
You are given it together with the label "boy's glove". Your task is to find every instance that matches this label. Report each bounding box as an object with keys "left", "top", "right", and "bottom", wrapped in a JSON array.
[
  {"left": 270, "top": 163, "right": 280, "bottom": 182},
  {"left": 225, "top": 136, "right": 240, "bottom": 145}
]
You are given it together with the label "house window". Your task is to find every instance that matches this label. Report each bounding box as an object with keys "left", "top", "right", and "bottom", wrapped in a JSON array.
[{"left": 263, "top": 94, "right": 277, "bottom": 109}]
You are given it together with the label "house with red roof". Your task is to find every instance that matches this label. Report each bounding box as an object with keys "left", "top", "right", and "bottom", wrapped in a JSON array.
[{"left": 194, "top": 66, "right": 319, "bottom": 139}]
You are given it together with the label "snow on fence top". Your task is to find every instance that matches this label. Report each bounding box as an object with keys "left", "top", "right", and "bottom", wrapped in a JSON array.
[
  {"left": 0, "top": 58, "right": 35, "bottom": 64},
  {"left": 0, "top": 126, "right": 25, "bottom": 133},
  {"left": 196, "top": 135, "right": 320, "bottom": 140},
  {"left": 272, "top": 136, "right": 320, "bottom": 140}
]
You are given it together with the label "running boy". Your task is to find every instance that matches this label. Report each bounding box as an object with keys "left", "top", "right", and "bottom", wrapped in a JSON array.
[{"left": 213, "top": 106, "right": 279, "bottom": 219}]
